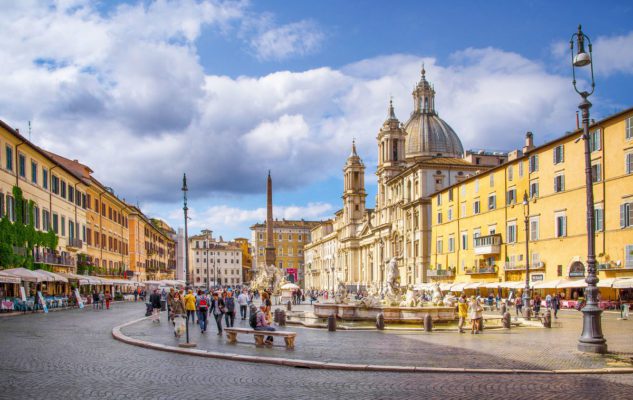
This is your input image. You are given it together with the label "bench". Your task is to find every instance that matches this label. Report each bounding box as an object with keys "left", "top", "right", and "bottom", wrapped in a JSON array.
[{"left": 225, "top": 327, "right": 297, "bottom": 349}]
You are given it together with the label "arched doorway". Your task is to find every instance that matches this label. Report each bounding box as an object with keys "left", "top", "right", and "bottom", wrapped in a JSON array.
[{"left": 569, "top": 261, "right": 585, "bottom": 278}]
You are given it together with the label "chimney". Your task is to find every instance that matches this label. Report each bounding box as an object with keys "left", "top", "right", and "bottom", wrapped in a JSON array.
[
  {"left": 522, "top": 131, "right": 534, "bottom": 154},
  {"left": 576, "top": 111, "right": 579, "bottom": 129}
]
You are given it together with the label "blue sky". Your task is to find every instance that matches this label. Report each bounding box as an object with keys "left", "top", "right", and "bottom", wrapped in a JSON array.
[{"left": 0, "top": 0, "right": 632, "bottom": 239}]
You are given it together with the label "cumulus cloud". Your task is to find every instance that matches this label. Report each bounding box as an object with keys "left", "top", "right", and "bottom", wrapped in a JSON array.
[{"left": 250, "top": 20, "right": 325, "bottom": 61}]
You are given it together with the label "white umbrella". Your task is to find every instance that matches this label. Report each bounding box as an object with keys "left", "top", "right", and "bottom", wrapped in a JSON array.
[
  {"left": 613, "top": 278, "right": 633, "bottom": 289},
  {"left": 532, "top": 279, "right": 570, "bottom": 289},
  {"left": 281, "top": 283, "right": 300, "bottom": 290},
  {"left": 597, "top": 278, "right": 622, "bottom": 288},
  {"left": 439, "top": 282, "right": 453, "bottom": 291},
  {"left": 34, "top": 270, "right": 69, "bottom": 283},
  {"left": 464, "top": 282, "right": 484, "bottom": 290},
  {"left": 449, "top": 282, "right": 468, "bottom": 292},
  {"left": 2, "top": 268, "right": 52, "bottom": 283},
  {"left": 0, "top": 271, "right": 21, "bottom": 284},
  {"left": 483, "top": 282, "right": 503, "bottom": 289},
  {"left": 557, "top": 279, "right": 587, "bottom": 289}
]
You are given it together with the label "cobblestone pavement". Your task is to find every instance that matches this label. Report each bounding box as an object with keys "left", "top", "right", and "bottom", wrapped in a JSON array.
[
  {"left": 123, "top": 305, "right": 633, "bottom": 371},
  {"left": 1, "top": 302, "right": 633, "bottom": 400}
]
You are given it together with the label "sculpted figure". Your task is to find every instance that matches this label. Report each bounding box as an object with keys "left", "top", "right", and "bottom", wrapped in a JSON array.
[{"left": 431, "top": 282, "right": 443, "bottom": 306}]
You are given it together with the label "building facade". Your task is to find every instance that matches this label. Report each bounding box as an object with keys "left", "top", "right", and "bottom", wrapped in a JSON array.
[
  {"left": 234, "top": 237, "right": 253, "bottom": 283},
  {"left": 305, "top": 70, "right": 501, "bottom": 291},
  {"left": 251, "top": 219, "right": 320, "bottom": 285},
  {"left": 189, "top": 230, "right": 243, "bottom": 288},
  {"left": 430, "top": 107, "right": 633, "bottom": 288},
  {"left": 0, "top": 121, "right": 89, "bottom": 273},
  {"left": 128, "top": 207, "right": 175, "bottom": 281}
]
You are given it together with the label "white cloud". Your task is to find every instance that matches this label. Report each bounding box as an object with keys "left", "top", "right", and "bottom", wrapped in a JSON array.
[{"left": 250, "top": 20, "right": 324, "bottom": 61}]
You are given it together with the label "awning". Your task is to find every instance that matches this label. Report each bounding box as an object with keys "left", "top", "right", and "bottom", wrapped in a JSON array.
[
  {"left": 613, "top": 278, "right": 633, "bottom": 289},
  {"left": 60, "top": 273, "right": 103, "bottom": 285},
  {"left": 449, "top": 282, "right": 468, "bottom": 292},
  {"left": 464, "top": 282, "right": 485, "bottom": 290},
  {"left": 2, "top": 268, "right": 53, "bottom": 283},
  {"left": 597, "top": 278, "right": 623, "bottom": 288},
  {"left": 483, "top": 282, "right": 503, "bottom": 289},
  {"left": 532, "top": 279, "right": 571, "bottom": 289},
  {"left": 34, "top": 270, "right": 69, "bottom": 283},
  {"left": 439, "top": 282, "right": 453, "bottom": 291},
  {"left": 0, "top": 272, "right": 21, "bottom": 284},
  {"left": 557, "top": 279, "right": 587, "bottom": 289}
]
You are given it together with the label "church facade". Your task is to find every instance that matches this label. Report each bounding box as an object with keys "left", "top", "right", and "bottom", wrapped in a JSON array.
[{"left": 304, "top": 70, "right": 505, "bottom": 291}]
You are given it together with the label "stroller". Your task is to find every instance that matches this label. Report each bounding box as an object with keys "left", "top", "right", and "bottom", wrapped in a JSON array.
[
  {"left": 145, "top": 303, "right": 153, "bottom": 317},
  {"left": 173, "top": 314, "right": 186, "bottom": 338}
]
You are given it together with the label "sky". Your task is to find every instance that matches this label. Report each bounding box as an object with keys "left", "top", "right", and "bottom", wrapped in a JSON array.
[{"left": 1, "top": 0, "right": 632, "bottom": 239}]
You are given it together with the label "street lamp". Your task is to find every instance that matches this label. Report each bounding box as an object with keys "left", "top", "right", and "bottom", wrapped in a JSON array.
[
  {"left": 522, "top": 192, "right": 532, "bottom": 319},
  {"left": 570, "top": 25, "right": 607, "bottom": 354},
  {"left": 180, "top": 173, "right": 195, "bottom": 348}
]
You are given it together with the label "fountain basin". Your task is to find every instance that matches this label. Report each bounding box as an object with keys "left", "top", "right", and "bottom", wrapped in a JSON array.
[{"left": 314, "top": 303, "right": 456, "bottom": 323}]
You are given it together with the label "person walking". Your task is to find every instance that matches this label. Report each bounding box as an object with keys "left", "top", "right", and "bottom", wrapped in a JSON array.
[
  {"left": 149, "top": 289, "right": 162, "bottom": 323},
  {"left": 551, "top": 293, "right": 561, "bottom": 319},
  {"left": 533, "top": 294, "right": 542, "bottom": 316},
  {"left": 197, "top": 291, "right": 209, "bottom": 333},
  {"left": 254, "top": 304, "right": 275, "bottom": 344},
  {"left": 105, "top": 290, "right": 112, "bottom": 310},
  {"left": 224, "top": 289, "right": 236, "bottom": 327},
  {"left": 457, "top": 294, "right": 468, "bottom": 333},
  {"left": 184, "top": 290, "right": 196, "bottom": 325},
  {"left": 134, "top": 288, "right": 138, "bottom": 302},
  {"left": 92, "top": 290, "right": 99, "bottom": 310},
  {"left": 171, "top": 292, "right": 186, "bottom": 323},
  {"left": 237, "top": 289, "right": 248, "bottom": 320},
  {"left": 209, "top": 292, "right": 225, "bottom": 335},
  {"left": 468, "top": 296, "right": 483, "bottom": 334}
]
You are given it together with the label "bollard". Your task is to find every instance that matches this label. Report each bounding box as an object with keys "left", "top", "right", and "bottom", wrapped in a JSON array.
[
  {"left": 479, "top": 317, "right": 484, "bottom": 332},
  {"left": 279, "top": 310, "right": 286, "bottom": 326},
  {"left": 524, "top": 307, "right": 532, "bottom": 321},
  {"left": 273, "top": 309, "right": 281, "bottom": 324},
  {"left": 502, "top": 312, "right": 511, "bottom": 329},
  {"left": 376, "top": 313, "right": 385, "bottom": 330},
  {"left": 423, "top": 313, "right": 433, "bottom": 332},
  {"left": 286, "top": 301, "right": 292, "bottom": 312},
  {"left": 542, "top": 310, "right": 551, "bottom": 328},
  {"left": 327, "top": 314, "right": 337, "bottom": 331},
  {"left": 500, "top": 303, "right": 507, "bottom": 316}
]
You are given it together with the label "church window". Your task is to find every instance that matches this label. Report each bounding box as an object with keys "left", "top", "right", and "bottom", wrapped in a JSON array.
[{"left": 392, "top": 140, "right": 398, "bottom": 161}]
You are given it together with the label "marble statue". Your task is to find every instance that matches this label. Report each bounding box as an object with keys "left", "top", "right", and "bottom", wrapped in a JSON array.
[
  {"left": 431, "top": 282, "right": 443, "bottom": 306},
  {"left": 442, "top": 294, "right": 457, "bottom": 307},
  {"left": 251, "top": 264, "right": 284, "bottom": 294}
]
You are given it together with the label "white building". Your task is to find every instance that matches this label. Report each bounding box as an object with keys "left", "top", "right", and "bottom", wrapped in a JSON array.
[{"left": 189, "top": 229, "right": 243, "bottom": 288}]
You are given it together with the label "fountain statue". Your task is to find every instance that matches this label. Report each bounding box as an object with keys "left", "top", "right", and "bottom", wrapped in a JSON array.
[
  {"left": 383, "top": 257, "right": 403, "bottom": 306},
  {"left": 431, "top": 282, "right": 443, "bottom": 306},
  {"left": 251, "top": 264, "right": 284, "bottom": 294},
  {"left": 399, "top": 287, "right": 419, "bottom": 307}
]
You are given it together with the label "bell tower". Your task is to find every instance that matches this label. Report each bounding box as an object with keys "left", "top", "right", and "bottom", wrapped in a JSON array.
[
  {"left": 343, "top": 140, "right": 366, "bottom": 224},
  {"left": 376, "top": 98, "right": 406, "bottom": 209}
]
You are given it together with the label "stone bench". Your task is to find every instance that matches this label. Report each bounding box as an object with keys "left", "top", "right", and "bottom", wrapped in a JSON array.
[{"left": 225, "top": 327, "right": 297, "bottom": 349}]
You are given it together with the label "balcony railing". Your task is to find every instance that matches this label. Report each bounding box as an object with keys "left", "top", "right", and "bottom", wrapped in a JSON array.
[
  {"left": 67, "top": 238, "right": 83, "bottom": 249},
  {"left": 465, "top": 266, "right": 498, "bottom": 275},
  {"left": 427, "top": 269, "right": 455, "bottom": 278},
  {"left": 474, "top": 234, "right": 501, "bottom": 255},
  {"left": 598, "top": 263, "right": 633, "bottom": 271},
  {"left": 34, "top": 253, "right": 76, "bottom": 268},
  {"left": 504, "top": 262, "right": 545, "bottom": 271}
]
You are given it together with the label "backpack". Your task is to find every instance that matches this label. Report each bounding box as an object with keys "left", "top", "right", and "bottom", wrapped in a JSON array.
[
  {"left": 249, "top": 312, "right": 258, "bottom": 329},
  {"left": 199, "top": 297, "right": 208, "bottom": 308}
]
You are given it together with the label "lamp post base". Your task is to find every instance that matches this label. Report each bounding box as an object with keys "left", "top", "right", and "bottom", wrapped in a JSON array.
[
  {"left": 178, "top": 342, "right": 197, "bottom": 348},
  {"left": 577, "top": 342, "right": 607, "bottom": 354},
  {"left": 578, "top": 305, "right": 607, "bottom": 354}
]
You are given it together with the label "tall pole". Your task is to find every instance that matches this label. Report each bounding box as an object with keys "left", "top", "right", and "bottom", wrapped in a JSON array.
[
  {"left": 206, "top": 237, "right": 209, "bottom": 292},
  {"left": 570, "top": 25, "right": 606, "bottom": 353},
  {"left": 180, "top": 173, "right": 195, "bottom": 347},
  {"left": 522, "top": 192, "right": 531, "bottom": 319}
]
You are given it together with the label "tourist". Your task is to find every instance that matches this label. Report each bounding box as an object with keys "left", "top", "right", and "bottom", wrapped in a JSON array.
[
  {"left": 255, "top": 304, "right": 275, "bottom": 344},
  {"left": 533, "top": 294, "right": 542, "bottom": 316},
  {"left": 149, "top": 289, "right": 162, "bottom": 323},
  {"left": 468, "top": 296, "right": 483, "bottom": 334},
  {"left": 515, "top": 295, "right": 523, "bottom": 316},
  {"left": 209, "top": 292, "right": 225, "bottom": 335},
  {"left": 237, "top": 289, "right": 248, "bottom": 320},
  {"left": 495, "top": 292, "right": 501, "bottom": 311},
  {"left": 197, "top": 291, "right": 209, "bottom": 333},
  {"left": 184, "top": 290, "right": 197, "bottom": 325},
  {"left": 92, "top": 290, "right": 99, "bottom": 310},
  {"left": 261, "top": 291, "right": 272, "bottom": 322},
  {"left": 170, "top": 291, "right": 186, "bottom": 323},
  {"left": 105, "top": 290, "right": 112, "bottom": 310},
  {"left": 551, "top": 293, "right": 560, "bottom": 319},
  {"left": 487, "top": 292, "right": 494, "bottom": 309},
  {"left": 134, "top": 288, "right": 138, "bottom": 302},
  {"left": 167, "top": 288, "right": 175, "bottom": 322},
  {"left": 224, "top": 289, "right": 236, "bottom": 327},
  {"left": 546, "top": 293, "right": 552, "bottom": 309},
  {"left": 457, "top": 294, "right": 468, "bottom": 334}
]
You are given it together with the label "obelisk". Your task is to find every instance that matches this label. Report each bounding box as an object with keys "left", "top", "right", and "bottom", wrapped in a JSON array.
[{"left": 264, "top": 171, "right": 276, "bottom": 267}]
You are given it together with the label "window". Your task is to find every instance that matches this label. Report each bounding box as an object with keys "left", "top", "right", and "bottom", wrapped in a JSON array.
[
  {"left": 61, "top": 216, "right": 65, "bottom": 236},
  {"left": 555, "top": 213, "right": 567, "bottom": 237},
  {"left": 448, "top": 189, "right": 453, "bottom": 201},
  {"left": 472, "top": 229, "right": 481, "bottom": 247},
  {"left": 42, "top": 209, "right": 50, "bottom": 231},
  {"left": 461, "top": 202, "right": 466, "bottom": 217},
  {"left": 298, "top": 234, "right": 303, "bottom": 242},
  {"left": 43, "top": 168, "right": 48, "bottom": 190},
  {"left": 518, "top": 161, "right": 524, "bottom": 177},
  {"left": 530, "top": 216, "right": 539, "bottom": 241},
  {"left": 621, "top": 202, "right": 633, "bottom": 228},
  {"left": 488, "top": 194, "right": 496, "bottom": 210},
  {"left": 448, "top": 236, "right": 455, "bottom": 253},
  {"left": 437, "top": 194, "right": 442, "bottom": 205},
  {"left": 530, "top": 181, "right": 539, "bottom": 198},
  {"left": 626, "top": 116, "right": 633, "bottom": 140},
  {"left": 69, "top": 186, "right": 75, "bottom": 203},
  {"left": 5, "top": 146, "right": 13, "bottom": 171},
  {"left": 507, "top": 188, "right": 517, "bottom": 205},
  {"left": 508, "top": 166, "right": 513, "bottom": 181},
  {"left": 34, "top": 206, "right": 40, "bottom": 229},
  {"left": 474, "top": 179, "right": 479, "bottom": 193},
  {"left": 507, "top": 222, "right": 517, "bottom": 243},
  {"left": 18, "top": 153, "right": 26, "bottom": 178},
  {"left": 626, "top": 153, "right": 633, "bottom": 175},
  {"left": 437, "top": 212, "right": 442, "bottom": 224},
  {"left": 447, "top": 207, "right": 453, "bottom": 221},
  {"left": 436, "top": 238, "right": 443, "bottom": 253},
  {"left": 52, "top": 213, "right": 59, "bottom": 234},
  {"left": 52, "top": 176, "right": 59, "bottom": 194},
  {"left": 6, "top": 195, "right": 15, "bottom": 222},
  {"left": 529, "top": 154, "right": 539, "bottom": 172},
  {"left": 473, "top": 200, "right": 480, "bottom": 215},
  {"left": 626, "top": 245, "right": 633, "bottom": 269},
  {"left": 0, "top": 194, "right": 4, "bottom": 218},
  {"left": 590, "top": 129, "right": 601, "bottom": 152},
  {"left": 31, "top": 161, "right": 37, "bottom": 184},
  {"left": 461, "top": 185, "right": 465, "bottom": 196},
  {"left": 461, "top": 232, "right": 468, "bottom": 250},
  {"left": 554, "top": 175, "right": 565, "bottom": 193},
  {"left": 595, "top": 207, "right": 604, "bottom": 232},
  {"left": 553, "top": 145, "right": 564, "bottom": 164},
  {"left": 591, "top": 163, "right": 602, "bottom": 183},
  {"left": 489, "top": 174, "right": 494, "bottom": 187}
]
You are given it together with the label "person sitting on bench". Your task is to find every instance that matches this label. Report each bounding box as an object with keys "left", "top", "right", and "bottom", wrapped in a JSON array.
[{"left": 255, "top": 304, "right": 275, "bottom": 344}]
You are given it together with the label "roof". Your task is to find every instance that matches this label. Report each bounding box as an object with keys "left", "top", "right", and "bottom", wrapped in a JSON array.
[
  {"left": 431, "top": 104, "right": 633, "bottom": 197},
  {"left": 250, "top": 219, "right": 322, "bottom": 229}
]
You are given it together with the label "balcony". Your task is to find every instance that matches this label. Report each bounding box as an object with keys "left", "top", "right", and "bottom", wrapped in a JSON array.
[
  {"left": 598, "top": 263, "right": 633, "bottom": 271},
  {"left": 474, "top": 234, "right": 501, "bottom": 255},
  {"left": 465, "top": 266, "right": 498, "bottom": 275},
  {"left": 67, "top": 238, "right": 83, "bottom": 250},
  {"left": 427, "top": 269, "right": 455, "bottom": 278},
  {"left": 34, "top": 253, "right": 75, "bottom": 268},
  {"left": 504, "top": 262, "right": 545, "bottom": 271}
]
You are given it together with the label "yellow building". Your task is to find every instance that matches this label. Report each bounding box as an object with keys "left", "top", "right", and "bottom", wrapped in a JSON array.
[
  {"left": 431, "top": 107, "right": 633, "bottom": 298},
  {"left": 0, "top": 120, "right": 88, "bottom": 273},
  {"left": 128, "top": 207, "right": 175, "bottom": 281},
  {"left": 251, "top": 219, "right": 320, "bottom": 285},
  {"left": 234, "top": 237, "right": 253, "bottom": 283}
]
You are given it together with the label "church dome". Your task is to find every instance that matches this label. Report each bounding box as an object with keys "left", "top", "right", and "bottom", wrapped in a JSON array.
[{"left": 403, "top": 68, "right": 464, "bottom": 159}]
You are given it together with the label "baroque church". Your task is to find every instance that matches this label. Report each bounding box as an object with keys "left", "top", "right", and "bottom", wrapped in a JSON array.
[{"left": 304, "top": 69, "right": 505, "bottom": 290}]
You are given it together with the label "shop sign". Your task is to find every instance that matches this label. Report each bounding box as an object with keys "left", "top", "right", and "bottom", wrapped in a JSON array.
[
  {"left": 19, "top": 286, "right": 26, "bottom": 301},
  {"left": 37, "top": 291, "right": 48, "bottom": 313},
  {"left": 75, "top": 288, "right": 84, "bottom": 309},
  {"left": 531, "top": 274, "right": 544, "bottom": 282}
]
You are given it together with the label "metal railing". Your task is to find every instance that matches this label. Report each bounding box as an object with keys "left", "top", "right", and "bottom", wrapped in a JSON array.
[
  {"left": 474, "top": 234, "right": 502, "bottom": 248},
  {"left": 34, "top": 253, "right": 75, "bottom": 267}
]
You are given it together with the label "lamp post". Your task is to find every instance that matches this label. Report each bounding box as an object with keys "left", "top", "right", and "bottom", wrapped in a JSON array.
[
  {"left": 570, "top": 25, "right": 607, "bottom": 354},
  {"left": 180, "top": 173, "right": 195, "bottom": 348},
  {"left": 522, "top": 192, "right": 532, "bottom": 319}
]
